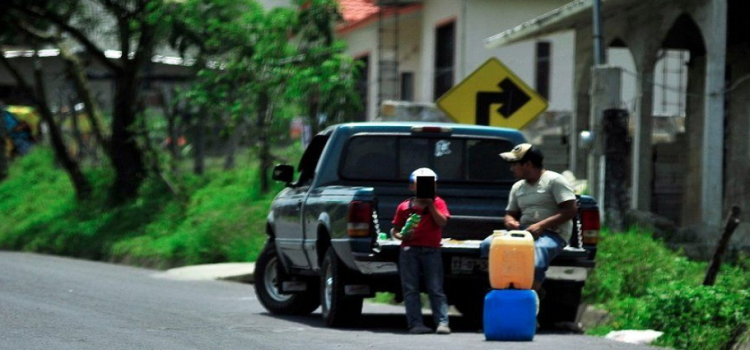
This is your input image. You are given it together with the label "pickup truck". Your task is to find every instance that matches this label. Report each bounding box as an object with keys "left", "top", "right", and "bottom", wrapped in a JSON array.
[{"left": 254, "top": 122, "right": 600, "bottom": 328}]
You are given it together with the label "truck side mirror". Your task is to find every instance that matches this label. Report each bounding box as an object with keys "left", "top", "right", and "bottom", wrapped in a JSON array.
[{"left": 272, "top": 164, "right": 294, "bottom": 184}]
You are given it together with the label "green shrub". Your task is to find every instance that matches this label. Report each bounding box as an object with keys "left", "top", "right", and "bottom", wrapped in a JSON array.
[
  {"left": 602, "top": 283, "right": 750, "bottom": 349},
  {"left": 110, "top": 167, "right": 283, "bottom": 267},
  {"left": 0, "top": 145, "right": 298, "bottom": 268},
  {"left": 584, "top": 228, "right": 750, "bottom": 349},
  {"left": 583, "top": 228, "right": 704, "bottom": 303}
]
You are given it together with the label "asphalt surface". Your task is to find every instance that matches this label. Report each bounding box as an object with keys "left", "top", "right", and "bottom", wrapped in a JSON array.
[{"left": 0, "top": 252, "right": 652, "bottom": 350}]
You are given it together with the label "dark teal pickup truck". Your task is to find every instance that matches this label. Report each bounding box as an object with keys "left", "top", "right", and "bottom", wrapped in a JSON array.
[{"left": 254, "top": 122, "right": 600, "bottom": 328}]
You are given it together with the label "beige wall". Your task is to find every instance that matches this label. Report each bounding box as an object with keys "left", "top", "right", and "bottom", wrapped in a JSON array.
[
  {"left": 342, "top": 26, "right": 379, "bottom": 120},
  {"left": 341, "top": 12, "right": 423, "bottom": 120},
  {"left": 465, "top": 0, "right": 573, "bottom": 112},
  {"left": 396, "top": 15, "right": 424, "bottom": 102}
]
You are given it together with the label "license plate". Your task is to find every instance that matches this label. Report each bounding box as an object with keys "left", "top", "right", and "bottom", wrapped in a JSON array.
[{"left": 451, "top": 256, "right": 488, "bottom": 274}]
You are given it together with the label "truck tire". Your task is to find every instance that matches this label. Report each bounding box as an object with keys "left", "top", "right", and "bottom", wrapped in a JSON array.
[
  {"left": 254, "top": 241, "right": 320, "bottom": 315},
  {"left": 538, "top": 281, "right": 583, "bottom": 326},
  {"left": 320, "top": 247, "right": 363, "bottom": 327}
]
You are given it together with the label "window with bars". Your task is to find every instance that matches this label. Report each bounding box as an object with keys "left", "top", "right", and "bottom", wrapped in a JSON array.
[
  {"left": 401, "top": 72, "right": 414, "bottom": 101},
  {"left": 434, "top": 21, "right": 455, "bottom": 101},
  {"left": 535, "top": 41, "right": 551, "bottom": 100},
  {"left": 355, "top": 55, "right": 370, "bottom": 121},
  {"left": 654, "top": 49, "right": 690, "bottom": 117}
]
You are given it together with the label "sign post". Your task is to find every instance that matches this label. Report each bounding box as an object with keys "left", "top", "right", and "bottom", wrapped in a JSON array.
[{"left": 437, "top": 58, "right": 548, "bottom": 129}]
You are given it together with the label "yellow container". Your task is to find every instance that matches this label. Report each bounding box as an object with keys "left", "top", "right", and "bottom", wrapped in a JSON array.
[{"left": 489, "top": 230, "right": 535, "bottom": 290}]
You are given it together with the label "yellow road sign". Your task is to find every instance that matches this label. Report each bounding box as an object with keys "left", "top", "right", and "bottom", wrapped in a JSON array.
[{"left": 437, "top": 58, "right": 548, "bottom": 129}]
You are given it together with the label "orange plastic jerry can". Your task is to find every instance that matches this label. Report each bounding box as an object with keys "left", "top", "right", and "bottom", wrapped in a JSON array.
[{"left": 488, "top": 230, "right": 535, "bottom": 290}]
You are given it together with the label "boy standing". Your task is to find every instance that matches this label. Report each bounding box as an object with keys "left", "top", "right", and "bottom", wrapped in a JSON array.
[{"left": 391, "top": 168, "right": 451, "bottom": 335}]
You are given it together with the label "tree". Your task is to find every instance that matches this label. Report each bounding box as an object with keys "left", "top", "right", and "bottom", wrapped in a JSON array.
[
  {"left": 173, "top": 2, "right": 295, "bottom": 190},
  {"left": 165, "top": 0, "right": 265, "bottom": 175},
  {"left": 252, "top": 8, "right": 298, "bottom": 192},
  {"left": 0, "top": 6, "right": 92, "bottom": 199},
  {"left": 173, "top": 0, "right": 360, "bottom": 192},
  {"left": 0, "top": 108, "right": 7, "bottom": 181},
  {"left": 0, "top": 50, "right": 93, "bottom": 200},
  {"left": 5, "top": 0, "right": 181, "bottom": 203},
  {"left": 4, "top": 0, "right": 275, "bottom": 202},
  {"left": 289, "top": 0, "right": 362, "bottom": 135}
]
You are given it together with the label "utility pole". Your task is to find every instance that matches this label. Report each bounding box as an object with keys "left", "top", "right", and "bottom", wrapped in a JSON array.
[
  {"left": 592, "top": 0, "right": 606, "bottom": 65},
  {"left": 0, "top": 108, "right": 7, "bottom": 181},
  {"left": 587, "top": 0, "right": 622, "bottom": 214}
]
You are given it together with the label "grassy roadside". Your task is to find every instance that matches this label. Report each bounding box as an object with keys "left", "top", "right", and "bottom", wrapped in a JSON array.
[
  {"left": 584, "top": 229, "right": 750, "bottom": 349},
  {"left": 0, "top": 147, "right": 292, "bottom": 269}
]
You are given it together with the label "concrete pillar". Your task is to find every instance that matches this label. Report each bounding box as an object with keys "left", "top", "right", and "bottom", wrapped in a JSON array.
[
  {"left": 571, "top": 29, "right": 593, "bottom": 179},
  {"left": 700, "top": 0, "right": 727, "bottom": 228},
  {"left": 683, "top": 55, "right": 706, "bottom": 226},
  {"left": 603, "top": 108, "right": 631, "bottom": 230},
  {"left": 724, "top": 50, "right": 750, "bottom": 227},
  {"left": 0, "top": 110, "right": 7, "bottom": 180},
  {"left": 588, "top": 66, "right": 621, "bottom": 204},
  {"left": 631, "top": 54, "right": 656, "bottom": 211}
]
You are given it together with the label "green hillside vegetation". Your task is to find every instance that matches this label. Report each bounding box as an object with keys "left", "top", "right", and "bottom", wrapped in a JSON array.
[{"left": 0, "top": 147, "right": 293, "bottom": 268}]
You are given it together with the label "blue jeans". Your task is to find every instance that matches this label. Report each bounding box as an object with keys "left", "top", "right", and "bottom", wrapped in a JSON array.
[
  {"left": 479, "top": 229, "right": 567, "bottom": 284},
  {"left": 399, "top": 246, "right": 449, "bottom": 328}
]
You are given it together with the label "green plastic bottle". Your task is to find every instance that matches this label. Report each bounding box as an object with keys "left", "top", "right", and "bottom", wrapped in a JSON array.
[{"left": 401, "top": 213, "right": 421, "bottom": 239}]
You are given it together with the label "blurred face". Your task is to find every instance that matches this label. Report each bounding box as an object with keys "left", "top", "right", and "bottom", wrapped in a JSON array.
[
  {"left": 408, "top": 182, "right": 437, "bottom": 192},
  {"left": 509, "top": 161, "right": 528, "bottom": 180}
]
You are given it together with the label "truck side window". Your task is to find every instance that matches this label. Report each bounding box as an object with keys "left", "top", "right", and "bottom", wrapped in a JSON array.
[{"left": 296, "top": 135, "right": 329, "bottom": 186}]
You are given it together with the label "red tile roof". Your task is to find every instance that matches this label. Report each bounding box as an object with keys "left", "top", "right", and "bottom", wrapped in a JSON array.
[
  {"left": 336, "top": 0, "right": 422, "bottom": 35},
  {"left": 338, "top": 0, "right": 380, "bottom": 24}
]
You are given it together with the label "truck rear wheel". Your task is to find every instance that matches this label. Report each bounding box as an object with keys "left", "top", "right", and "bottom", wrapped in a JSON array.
[
  {"left": 254, "top": 241, "right": 320, "bottom": 315},
  {"left": 320, "top": 247, "right": 363, "bottom": 327}
]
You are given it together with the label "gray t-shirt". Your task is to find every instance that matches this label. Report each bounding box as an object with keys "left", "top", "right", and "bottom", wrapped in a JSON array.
[{"left": 506, "top": 170, "right": 577, "bottom": 242}]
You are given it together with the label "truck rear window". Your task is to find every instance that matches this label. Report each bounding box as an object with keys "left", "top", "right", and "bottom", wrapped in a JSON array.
[{"left": 340, "top": 136, "right": 515, "bottom": 182}]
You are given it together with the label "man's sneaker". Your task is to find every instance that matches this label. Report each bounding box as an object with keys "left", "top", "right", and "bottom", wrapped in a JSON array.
[
  {"left": 436, "top": 323, "right": 451, "bottom": 335},
  {"left": 409, "top": 325, "right": 433, "bottom": 334}
]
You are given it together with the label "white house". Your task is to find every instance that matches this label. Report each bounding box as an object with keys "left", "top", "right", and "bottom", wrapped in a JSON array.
[{"left": 336, "top": 0, "right": 576, "bottom": 124}]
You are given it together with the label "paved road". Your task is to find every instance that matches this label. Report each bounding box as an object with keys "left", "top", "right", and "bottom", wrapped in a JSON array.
[{"left": 0, "top": 252, "right": 650, "bottom": 350}]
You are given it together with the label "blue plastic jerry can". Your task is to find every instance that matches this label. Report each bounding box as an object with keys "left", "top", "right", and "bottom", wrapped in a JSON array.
[{"left": 483, "top": 289, "right": 537, "bottom": 341}]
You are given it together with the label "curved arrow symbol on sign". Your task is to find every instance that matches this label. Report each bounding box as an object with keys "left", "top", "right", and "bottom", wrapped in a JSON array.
[{"left": 475, "top": 78, "right": 531, "bottom": 125}]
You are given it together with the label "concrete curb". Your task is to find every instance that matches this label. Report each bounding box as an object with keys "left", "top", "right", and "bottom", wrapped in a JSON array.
[{"left": 160, "top": 263, "right": 255, "bottom": 283}]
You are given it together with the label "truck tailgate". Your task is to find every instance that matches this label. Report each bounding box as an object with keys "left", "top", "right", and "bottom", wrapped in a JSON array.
[{"left": 377, "top": 239, "right": 590, "bottom": 259}]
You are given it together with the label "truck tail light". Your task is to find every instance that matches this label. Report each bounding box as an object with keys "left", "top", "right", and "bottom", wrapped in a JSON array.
[
  {"left": 347, "top": 201, "right": 372, "bottom": 237},
  {"left": 580, "top": 209, "right": 601, "bottom": 245}
]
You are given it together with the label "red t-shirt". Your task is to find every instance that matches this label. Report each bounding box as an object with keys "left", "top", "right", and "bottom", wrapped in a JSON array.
[{"left": 392, "top": 196, "right": 450, "bottom": 248}]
